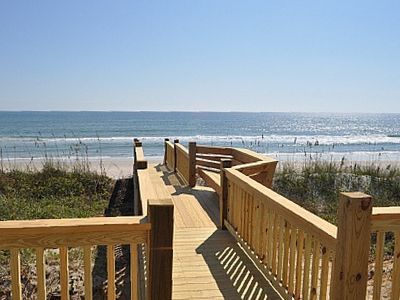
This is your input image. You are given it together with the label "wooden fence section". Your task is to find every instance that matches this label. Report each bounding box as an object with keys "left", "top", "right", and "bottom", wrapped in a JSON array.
[
  {"left": 164, "top": 139, "right": 175, "bottom": 170},
  {"left": 224, "top": 168, "right": 337, "bottom": 299},
  {"left": 369, "top": 207, "right": 400, "bottom": 300},
  {"left": 0, "top": 216, "right": 150, "bottom": 300},
  {"left": 175, "top": 143, "right": 190, "bottom": 185}
]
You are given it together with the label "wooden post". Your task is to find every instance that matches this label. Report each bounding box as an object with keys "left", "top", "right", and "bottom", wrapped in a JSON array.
[
  {"left": 148, "top": 198, "right": 174, "bottom": 300},
  {"left": 220, "top": 159, "right": 232, "bottom": 229},
  {"left": 163, "top": 138, "right": 169, "bottom": 165},
  {"left": 188, "top": 142, "right": 196, "bottom": 187},
  {"left": 331, "top": 192, "right": 373, "bottom": 300},
  {"left": 173, "top": 139, "right": 179, "bottom": 172}
]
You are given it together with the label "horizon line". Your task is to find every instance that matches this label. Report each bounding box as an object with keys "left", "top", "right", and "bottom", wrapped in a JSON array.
[{"left": 0, "top": 110, "right": 399, "bottom": 114}]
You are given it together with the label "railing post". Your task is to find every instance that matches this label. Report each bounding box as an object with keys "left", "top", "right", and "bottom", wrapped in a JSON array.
[
  {"left": 163, "top": 138, "right": 169, "bottom": 165},
  {"left": 220, "top": 159, "right": 232, "bottom": 229},
  {"left": 134, "top": 139, "right": 147, "bottom": 170},
  {"left": 173, "top": 139, "right": 179, "bottom": 172},
  {"left": 188, "top": 141, "right": 196, "bottom": 187},
  {"left": 331, "top": 192, "right": 373, "bottom": 300},
  {"left": 148, "top": 198, "right": 174, "bottom": 300}
]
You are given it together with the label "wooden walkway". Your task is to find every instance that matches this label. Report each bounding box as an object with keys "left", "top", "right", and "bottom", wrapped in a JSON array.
[{"left": 148, "top": 165, "right": 281, "bottom": 300}]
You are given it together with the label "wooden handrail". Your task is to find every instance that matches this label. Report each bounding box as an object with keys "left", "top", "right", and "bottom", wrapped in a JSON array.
[
  {"left": 196, "top": 145, "right": 232, "bottom": 155},
  {"left": 371, "top": 206, "right": 400, "bottom": 231},
  {"left": 225, "top": 168, "right": 337, "bottom": 249}
]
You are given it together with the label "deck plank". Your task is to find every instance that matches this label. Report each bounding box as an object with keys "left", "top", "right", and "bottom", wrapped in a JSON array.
[{"left": 149, "top": 164, "right": 282, "bottom": 300}]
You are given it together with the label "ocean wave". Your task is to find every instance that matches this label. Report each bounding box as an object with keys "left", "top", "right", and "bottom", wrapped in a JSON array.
[{"left": 1, "top": 134, "right": 400, "bottom": 146}]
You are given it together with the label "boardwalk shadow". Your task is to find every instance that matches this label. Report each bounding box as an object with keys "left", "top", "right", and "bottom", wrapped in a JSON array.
[{"left": 196, "top": 231, "right": 282, "bottom": 300}]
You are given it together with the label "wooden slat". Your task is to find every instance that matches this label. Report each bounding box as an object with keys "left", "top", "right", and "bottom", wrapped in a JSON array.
[
  {"left": 196, "top": 145, "right": 232, "bottom": 155},
  {"left": 60, "top": 246, "right": 69, "bottom": 300},
  {"left": 392, "top": 231, "right": 400, "bottom": 300},
  {"left": 319, "top": 247, "right": 330, "bottom": 300},
  {"left": 295, "top": 229, "right": 304, "bottom": 298},
  {"left": 225, "top": 169, "right": 337, "bottom": 249},
  {"left": 0, "top": 216, "right": 149, "bottom": 248},
  {"left": 271, "top": 213, "right": 279, "bottom": 274},
  {"left": 371, "top": 207, "right": 400, "bottom": 231},
  {"left": 310, "top": 241, "right": 320, "bottom": 300},
  {"left": 196, "top": 158, "right": 221, "bottom": 169},
  {"left": 282, "top": 221, "right": 291, "bottom": 287},
  {"left": 277, "top": 217, "right": 285, "bottom": 282},
  {"left": 84, "top": 246, "right": 92, "bottom": 300},
  {"left": 373, "top": 231, "right": 385, "bottom": 300},
  {"left": 232, "top": 160, "right": 277, "bottom": 176},
  {"left": 107, "top": 245, "right": 116, "bottom": 300},
  {"left": 36, "top": 248, "right": 46, "bottom": 299},
  {"left": 130, "top": 244, "right": 138, "bottom": 300},
  {"left": 267, "top": 210, "right": 275, "bottom": 270},
  {"left": 10, "top": 248, "right": 21, "bottom": 300},
  {"left": 288, "top": 227, "right": 297, "bottom": 295},
  {"left": 303, "top": 234, "right": 312, "bottom": 300},
  {"left": 197, "top": 168, "right": 221, "bottom": 195},
  {"left": 196, "top": 153, "right": 234, "bottom": 161}
]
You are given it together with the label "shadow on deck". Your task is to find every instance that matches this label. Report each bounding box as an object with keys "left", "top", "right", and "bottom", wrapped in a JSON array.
[{"left": 153, "top": 164, "right": 281, "bottom": 299}]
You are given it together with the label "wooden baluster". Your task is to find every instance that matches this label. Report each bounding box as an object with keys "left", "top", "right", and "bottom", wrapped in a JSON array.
[
  {"left": 36, "top": 248, "right": 46, "bottom": 299},
  {"left": 392, "top": 231, "right": 400, "bottom": 300},
  {"left": 295, "top": 229, "right": 304, "bottom": 299},
  {"left": 10, "top": 248, "right": 21, "bottom": 300},
  {"left": 107, "top": 245, "right": 116, "bottom": 300},
  {"left": 282, "top": 221, "right": 291, "bottom": 288},
  {"left": 277, "top": 217, "right": 285, "bottom": 282},
  {"left": 267, "top": 209, "right": 274, "bottom": 270},
  {"left": 188, "top": 141, "right": 197, "bottom": 187},
  {"left": 319, "top": 246, "right": 330, "bottom": 300},
  {"left": 163, "top": 138, "right": 169, "bottom": 164},
  {"left": 219, "top": 158, "right": 232, "bottom": 229},
  {"left": 288, "top": 227, "right": 297, "bottom": 295},
  {"left": 302, "top": 233, "right": 312, "bottom": 300},
  {"left": 130, "top": 243, "right": 138, "bottom": 300},
  {"left": 310, "top": 240, "right": 320, "bottom": 300},
  {"left": 83, "top": 246, "right": 92, "bottom": 300},
  {"left": 373, "top": 231, "right": 384, "bottom": 300},
  {"left": 271, "top": 213, "right": 279, "bottom": 275},
  {"left": 261, "top": 205, "right": 269, "bottom": 264},
  {"left": 60, "top": 246, "right": 69, "bottom": 300}
]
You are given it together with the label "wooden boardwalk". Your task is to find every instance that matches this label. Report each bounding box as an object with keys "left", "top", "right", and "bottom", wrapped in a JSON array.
[{"left": 148, "top": 165, "right": 281, "bottom": 300}]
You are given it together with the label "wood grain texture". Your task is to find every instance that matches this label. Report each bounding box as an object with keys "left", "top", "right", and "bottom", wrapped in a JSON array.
[
  {"left": 107, "top": 245, "right": 116, "bottom": 300},
  {"left": 83, "top": 246, "right": 92, "bottom": 300},
  {"left": 36, "top": 248, "right": 46, "bottom": 300},
  {"left": 225, "top": 169, "right": 337, "bottom": 249},
  {"left": 60, "top": 246, "right": 69, "bottom": 300},
  {"left": 331, "top": 192, "right": 373, "bottom": 300},
  {"left": 10, "top": 248, "right": 21, "bottom": 300}
]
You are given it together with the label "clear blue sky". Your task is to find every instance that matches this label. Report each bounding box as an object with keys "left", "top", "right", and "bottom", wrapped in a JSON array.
[{"left": 0, "top": 1, "right": 399, "bottom": 112}]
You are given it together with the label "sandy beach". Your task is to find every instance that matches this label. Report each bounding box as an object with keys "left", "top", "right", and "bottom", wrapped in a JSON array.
[{"left": 2, "top": 156, "right": 163, "bottom": 179}]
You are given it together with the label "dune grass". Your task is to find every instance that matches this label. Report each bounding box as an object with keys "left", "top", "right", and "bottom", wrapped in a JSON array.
[
  {"left": 273, "top": 160, "right": 400, "bottom": 224},
  {"left": 0, "top": 162, "right": 114, "bottom": 221}
]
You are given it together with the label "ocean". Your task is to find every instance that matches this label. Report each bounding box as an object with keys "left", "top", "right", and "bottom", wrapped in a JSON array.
[{"left": 0, "top": 111, "right": 400, "bottom": 163}]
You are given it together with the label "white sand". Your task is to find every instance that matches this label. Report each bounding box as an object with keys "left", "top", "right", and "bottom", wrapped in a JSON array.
[{"left": 1, "top": 157, "right": 163, "bottom": 179}]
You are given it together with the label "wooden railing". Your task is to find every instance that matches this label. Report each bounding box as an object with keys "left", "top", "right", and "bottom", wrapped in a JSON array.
[
  {"left": 224, "top": 168, "right": 337, "bottom": 299},
  {"left": 161, "top": 139, "right": 400, "bottom": 299},
  {"left": 0, "top": 140, "right": 174, "bottom": 300},
  {"left": 164, "top": 139, "right": 175, "bottom": 170},
  {"left": 369, "top": 207, "right": 400, "bottom": 299},
  {"left": 0, "top": 216, "right": 149, "bottom": 300}
]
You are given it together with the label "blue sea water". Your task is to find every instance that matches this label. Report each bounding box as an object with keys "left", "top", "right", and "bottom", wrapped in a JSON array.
[{"left": 0, "top": 111, "right": 400, "bottom": 162}]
